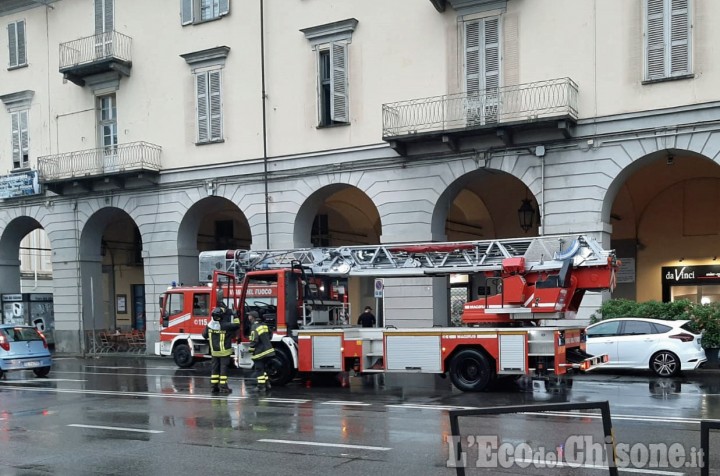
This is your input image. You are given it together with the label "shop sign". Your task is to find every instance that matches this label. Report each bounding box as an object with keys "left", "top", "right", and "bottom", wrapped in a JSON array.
[{"left": 0, "top": 170, "right": 41, "bottom": 199}]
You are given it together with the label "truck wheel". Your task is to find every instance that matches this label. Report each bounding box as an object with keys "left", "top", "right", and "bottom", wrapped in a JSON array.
[
  {"left": 33, "top": 366, "right": 51, "bottom": 378},
  {"left": 173, "top": 343, "right": 195, "bottom": 368},
  {"left": 266, "top": 350, "right": 295, "bottom": 386},
  {"left": 449, "top": 349, "right": 494, "bottom": 392}
]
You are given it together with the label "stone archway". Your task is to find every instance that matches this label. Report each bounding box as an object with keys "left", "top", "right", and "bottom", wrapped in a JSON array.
[
  {"left": 605, "top": 149, "right": 720, "bottom": 302},
  {"left": 177, "top": 196, "right": 250, "bottom": 286}
]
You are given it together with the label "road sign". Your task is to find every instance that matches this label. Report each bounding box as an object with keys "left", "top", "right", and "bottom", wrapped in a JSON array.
[{"left": 374, "top": 278, "right": 384, "bottom": 298}]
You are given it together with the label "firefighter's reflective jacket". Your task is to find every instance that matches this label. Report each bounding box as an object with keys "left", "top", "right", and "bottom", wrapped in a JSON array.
[
  {"left": 202, "top": 313, "right": 240, "bottom": 357},
  {"left": 249, "top": 321, "right": 276, "bottom": 360}
]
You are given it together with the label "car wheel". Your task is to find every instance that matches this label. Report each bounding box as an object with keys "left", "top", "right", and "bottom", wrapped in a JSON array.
[
  {"left": 173, "top": 343, "right": 195, "bottom": 368},
  {"left": 448, "top": 349, "right": 495, "bottom": 392},
  {"left": 650, "top": 351, "right": 680, "bottom": 377},
  {"left": 266, "top": 349, "right": 296, "bottom": 386},
  {"left": 33, "top": 366, "right": 51, "bottom": 378}
]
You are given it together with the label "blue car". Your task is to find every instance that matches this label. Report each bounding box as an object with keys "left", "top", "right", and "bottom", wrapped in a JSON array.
[{"left": 0, "top": 324, "right": 52, "bottom": 379}]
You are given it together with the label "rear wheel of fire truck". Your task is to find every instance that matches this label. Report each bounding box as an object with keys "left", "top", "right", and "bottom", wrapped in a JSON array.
[
  {"left": 448, "top": 349, "right": 495, "bottom": 392},
  {"left": 650, "top": 350, "right": 680, "bottom": 377},
  {"left": 266, "top": 349, "right": 295, "bottom": 386},
  {"left": 173, "top": 343, "right": 195, "bottom": 368}
]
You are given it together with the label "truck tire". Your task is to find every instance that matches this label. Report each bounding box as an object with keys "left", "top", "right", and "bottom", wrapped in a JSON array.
[
  {"left": 266, "top": 350, "right": 295, "bottom": 387},
  {"left": 173, "top": 343, "right": 195, "bottom": 368},
  {"left": 449, "top": 349, "right": 494, "bottom": 392}
]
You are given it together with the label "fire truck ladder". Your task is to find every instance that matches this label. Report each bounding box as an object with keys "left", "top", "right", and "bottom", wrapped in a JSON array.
[{"left": 198, "top": 234, "right": 615, "bottom": 281}]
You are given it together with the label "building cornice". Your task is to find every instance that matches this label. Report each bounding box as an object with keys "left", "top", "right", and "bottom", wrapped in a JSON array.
[
  {"left": 180, "top": 46, "right": 230, "bottom": 69},
  {"left": 0, "top": 90, "right": 34, "bottom": 112},
  {"left": 301, "top": 18, "right": 358, "bottom": 45}
]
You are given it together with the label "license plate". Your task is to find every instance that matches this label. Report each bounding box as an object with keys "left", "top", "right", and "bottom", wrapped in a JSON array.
[{"left": 23, "top": 361, "right": 40, "bottom": 368}]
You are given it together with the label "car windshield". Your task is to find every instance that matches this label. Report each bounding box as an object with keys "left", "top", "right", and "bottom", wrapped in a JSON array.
[{"left": 2, "top": 327, "right": 42, "bottom": 342}]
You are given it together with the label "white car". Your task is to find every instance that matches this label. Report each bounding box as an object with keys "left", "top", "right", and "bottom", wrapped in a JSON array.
[{"left": 585, "top": 318, "right": 706, "bottom": 377}]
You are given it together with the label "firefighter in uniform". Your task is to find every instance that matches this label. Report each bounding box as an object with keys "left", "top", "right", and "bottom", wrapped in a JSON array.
[
  {"left": 248, "top": 310, "right": 276, "bottom": 391},
  {"left": 202, "top": 290, "right": 240, "bottom": 395}
]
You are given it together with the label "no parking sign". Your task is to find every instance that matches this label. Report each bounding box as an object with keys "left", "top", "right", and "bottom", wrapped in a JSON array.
[{"left": 374, "top": 278, "right": 384, "bottom": 298}]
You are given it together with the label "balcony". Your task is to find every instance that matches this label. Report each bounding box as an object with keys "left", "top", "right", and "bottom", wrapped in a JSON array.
[
  {"left": 37, "top": 142, "right": 161, "bottom": 195},
  {"left": 382, "top": 78, "right": 578, "bottom": 153},
  {"left": 59, "top": 31, "right": 132, "bottom": 86}
]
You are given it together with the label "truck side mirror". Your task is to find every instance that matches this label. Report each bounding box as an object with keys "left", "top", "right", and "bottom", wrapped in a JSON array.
[{"left": 161, "top": 309, "right": 169, "bottom": 328}]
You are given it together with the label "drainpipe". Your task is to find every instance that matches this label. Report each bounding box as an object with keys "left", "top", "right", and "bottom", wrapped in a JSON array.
[{"left": 260, "top": 0, "right": 270, "bottom": 249}]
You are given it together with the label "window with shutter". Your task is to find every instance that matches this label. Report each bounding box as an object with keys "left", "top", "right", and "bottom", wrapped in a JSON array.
[
  {"left": 464, "top": 16, "right": 501, "bottom": 126},
  {"left": 195, "top": 69, "right": 223, "bottom": 143},
  {"left": 300, "top": 18, "right": 357, "bottom": 128},
  {"left": 8, "top": 20, "right": 27, "bottom": 68},
  {"left": 316, "top": 42, "right": 349, "bottom": 126},
  {"left": 11, "top": 110, "right": 29, "bottom": 169},
  {"left": 644, "top": 0, "right": 691, "bottom": 81},
  {"left": 182, "top": 0, "right": 230, "bottom": 26}
]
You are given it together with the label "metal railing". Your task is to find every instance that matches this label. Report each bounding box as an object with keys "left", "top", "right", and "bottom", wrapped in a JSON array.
[
  {"left": 38, "top": 141, "right": 161, "bottom": 182},
  {"left": 382, "top": 77, "right": 579, "bottom": 138},
  {"left": 59, "top": 30, "right": 132, "bottom": 70}
]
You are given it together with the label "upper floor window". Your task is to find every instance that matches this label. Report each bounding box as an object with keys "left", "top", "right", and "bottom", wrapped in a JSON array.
[
  {"left": 7, "top": 20, "right": 27, "bottom": 69},
  {"left": 463, "top": 16, "right": 501, "bottom": 124},
  {"left": 180, "top": 46, "right": 229, "bottom": 144},
  {"left": 11, "top": 110, "right": 29, "bottom": 169},
  {"left": 195, "top": 69, "right": 223, "bottom": 143},
  {"left": 317, "top": 44, "right": 348, "bottom": 126},
  {"left": 182, "top": 0, "right": 230, "bottom": 25},
  {"left": 644, "top": 0, "right": 692, "bottom": 82},
  {"left": 301, "top": 18, "right": 357, "bottom": 128}
]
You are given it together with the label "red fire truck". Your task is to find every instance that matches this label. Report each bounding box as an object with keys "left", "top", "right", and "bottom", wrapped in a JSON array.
[{"left": 155, "top": 234, "right": 618, "bottom": 392}]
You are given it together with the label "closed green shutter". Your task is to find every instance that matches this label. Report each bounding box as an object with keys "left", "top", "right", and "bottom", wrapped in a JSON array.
[
  {"left": 669, "top": 0, "right": 690, "bottom": 75},
  {"left": 16, "top": 21, "right": 26, "bottom": 66},
  {"left": 196, "top": 73, "right": 209, "bottom": 142},
  {"left": 181, "top": 0, "right": 193, "bottom": 25},
  {"left": 8, "top": 22, "right": 17, "bottom": 67},
  {"left": 209, "top": 70, "right": 223, "bottom": 141},
  {"left": 219, "top": 0, "right": 229, "bottom": 17}
]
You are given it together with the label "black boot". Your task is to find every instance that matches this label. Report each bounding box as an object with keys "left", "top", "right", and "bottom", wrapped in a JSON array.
[
  {"left": 211, "top": 385, "right": 220, "bottom": 395},
  {"left": 219, "top": 385, "right": 232, "bottom": 394}
]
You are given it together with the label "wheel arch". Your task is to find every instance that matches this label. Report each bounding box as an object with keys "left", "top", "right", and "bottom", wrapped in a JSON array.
[{"left": 443, "top": 344, "right": 497, "bottom": 373}]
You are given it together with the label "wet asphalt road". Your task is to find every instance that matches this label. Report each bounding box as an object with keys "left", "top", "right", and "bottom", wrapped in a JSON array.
[{"left": 1, "top": 356, "right": 719, "bottom": 476}]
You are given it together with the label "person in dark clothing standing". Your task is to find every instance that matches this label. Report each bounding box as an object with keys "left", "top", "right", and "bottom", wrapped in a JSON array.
[
  {"left": 357, "top": 306, "right": 376, "bottom": 328},
  {"left": 202, "top": 301, "right": 240, "bottom": 395},
  {"left": 248, "top": 310, "right": 276, "bottom": 391}
]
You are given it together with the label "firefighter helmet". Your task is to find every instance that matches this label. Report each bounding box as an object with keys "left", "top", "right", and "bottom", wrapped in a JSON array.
[{"left": 211, "top": 306, "right": 225, "bottom": 321}]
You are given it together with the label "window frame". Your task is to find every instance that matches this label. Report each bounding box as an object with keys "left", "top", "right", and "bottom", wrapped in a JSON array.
[
  {"left": 643, "top": 0, "right": 693, "bottom": 83},
  {"left": 7, "top": 19, "right": 27, "bottom": 69}
]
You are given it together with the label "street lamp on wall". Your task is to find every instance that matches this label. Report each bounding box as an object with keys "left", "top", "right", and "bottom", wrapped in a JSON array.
[{"left": 518, "top": 198, "right": 535, "bottom": 233}]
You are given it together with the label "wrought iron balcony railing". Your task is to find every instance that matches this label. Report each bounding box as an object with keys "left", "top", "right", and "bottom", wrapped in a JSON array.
[
  {"left": 382, "top": 78, "right": 578, "bottom": 139},
  {"left": 59, "top": 30, "right": 132, "bottom": 71},
  {"left": 38, "top": 142, "right": 161, "bottom": 182}
]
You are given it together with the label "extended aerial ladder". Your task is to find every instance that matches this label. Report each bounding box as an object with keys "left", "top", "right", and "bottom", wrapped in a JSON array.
[{"left": 199, "top": 233, "right": 619, "bottom": 325}]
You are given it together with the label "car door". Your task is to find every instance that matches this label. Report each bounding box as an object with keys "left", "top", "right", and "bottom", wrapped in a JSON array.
[
  {"left": 586, "top": 320, "right": 621, "bottom": 366},
  {"left": 615, "top": 320, "right": 658, "bottom": 367}
]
